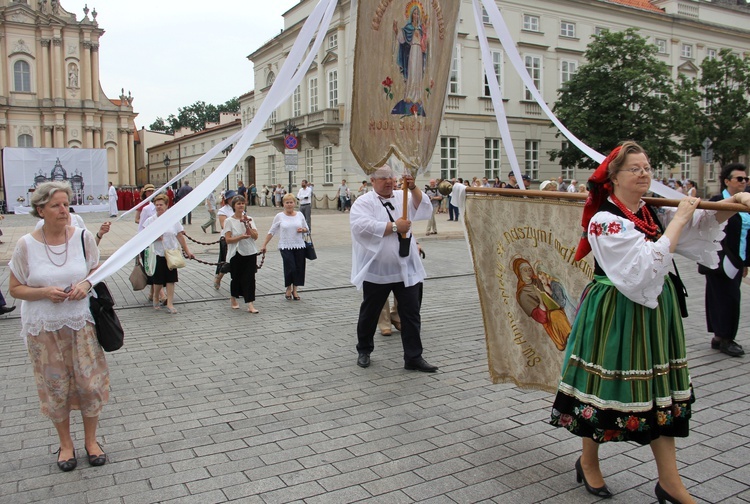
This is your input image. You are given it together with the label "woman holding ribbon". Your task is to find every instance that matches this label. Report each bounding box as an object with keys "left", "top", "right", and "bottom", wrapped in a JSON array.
[{"left": 550, "top": 141, "right": 750, "bottom": 503}]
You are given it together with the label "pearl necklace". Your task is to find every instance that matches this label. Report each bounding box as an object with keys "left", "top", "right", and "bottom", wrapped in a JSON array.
[
  {"left": 41, "top": 226, "right": 69, "bottom": 267},
  {"left": 610, "top": 194, "right": 660, "bottom": 239}
]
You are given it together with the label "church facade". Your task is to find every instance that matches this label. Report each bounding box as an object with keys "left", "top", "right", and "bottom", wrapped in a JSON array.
[{"left": 0, "top": 0, "right": 137, "bottom": 204}]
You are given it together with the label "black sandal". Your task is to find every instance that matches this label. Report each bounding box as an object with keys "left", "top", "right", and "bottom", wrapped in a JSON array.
[
  {"left": 55, "top": 448, "right": 77, "bottom": 472},
  {"left": 86, "top": 442, "right": 107, "bottom": 466}
]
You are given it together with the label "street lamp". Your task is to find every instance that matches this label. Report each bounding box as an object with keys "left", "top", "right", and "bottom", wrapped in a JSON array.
[
  {"left": 282, "top": 122, "right": 299, "bottom": 195},
  {"left": 163, "top": 155, "right": 172, "bottom": 190}
]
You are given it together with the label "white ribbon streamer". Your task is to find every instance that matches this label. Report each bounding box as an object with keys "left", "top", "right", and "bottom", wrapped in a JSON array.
[
  {"left": 477, "top": 0, "right": 681, "bottom": 199},
  {"left": 86, "top": 0, "right": 339, "bottom": 286}
]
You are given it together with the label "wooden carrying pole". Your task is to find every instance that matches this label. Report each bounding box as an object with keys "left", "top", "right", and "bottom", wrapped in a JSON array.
[{"left": 465, "top": 187, "right": 750, "bottom": 213}]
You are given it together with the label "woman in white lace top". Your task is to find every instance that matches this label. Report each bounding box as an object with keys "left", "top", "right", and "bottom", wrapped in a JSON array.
[
  {"left": 8, "top": 182, "right": 109, "bottom": 472},
  {"left": 260, "top": 193, "right": 308, "bottom": 300}
]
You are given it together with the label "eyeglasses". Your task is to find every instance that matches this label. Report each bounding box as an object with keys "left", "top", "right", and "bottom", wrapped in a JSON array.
[
  {"left": 731, "top": 176, "right": 749, "bottom": 183},
  {"left": 620, "top": 166, "right": 652, "bottom": 175}
]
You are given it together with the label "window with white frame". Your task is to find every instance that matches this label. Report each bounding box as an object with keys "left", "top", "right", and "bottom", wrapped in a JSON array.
[
  {"left": 328, "top": 69, "right": 338, "bottom": 108},
  {"left": 449, "top": 44, "right": 461, "bottom": 94},
  {"left": 706, "top": 48, "right": 717, "bottom": 59},
  {"left": 707, "top": 163, "right": 716, "bottom": 181},
  {"left": 482, "top": 6, "right": 490, "bottom": 24},
  {"left": 18, "top": 134, "right": 33, "bottom": 147},
  {"left": 560, "top": 21, "right": 576, "bottom": 38},
  {"left": 309, "top": 77, "right": 319, "bottom": 113},
  {"left": 440, "top": 137, "right": 458, "bottom": 180},
  {"left": 266, "top": 110, "right": 277, "bottom": 129},
  {"left": 484, "top": 139, "right": 501, "bottom": 179},
  {"left": 14, "top": 60, "right": 31, "bottom": 92},
  {"left": 680, "top": 150, "right": 692, "bottom": 180},
  {"left": 523, "top": 14, "right": 540, "bottom": 32},
  {"left": 483, "top": 50, "right": 503, "bottom": 97},
  {"left": 269, "top": 154, "right": 277, "bottom": 184},
  {"left": 560, "top": 59, "right": 578, "bottom": 85},
  {"left": 560, "top": 141, "right": 574, "bottom": 179},
  {"left": 293, "top": 86, "right": 301, "bottom": 117},
  {"left": 655, "top": 38, "right": 668, "bottom": 55},
  {"left": 681, "top": 43, "right": 693, "bottom": 59},
  {"left": 305, "top": 148, "right": 314, "bottom": 183},
  {"left": 328, "top": 32, "right": 338, "bottom": 50},
  {"left": 525, "top": 140, "right": 540, "bottom": 180},
  {"left": 266, "top": 71, "right": 276, "bottom": 88},
  {"left": 324, "top": 146, "right": 333, "bottom": 183},
  {"left": 524, "top": 55, "right": 542, "bottom": 100}
]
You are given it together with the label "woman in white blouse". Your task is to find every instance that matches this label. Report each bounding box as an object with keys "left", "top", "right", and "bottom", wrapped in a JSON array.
[
  {"left": 260, "top": 193, "right": 308, "bottom": 300},
  {"left": 224, "top": 195, "right": 260, "bottom": 313},
  {"left": 8, "top": 182, "right": 108, "bottom": 472},
  {"left": 142, "top": 194, "right": 195, "bottom": 314}
]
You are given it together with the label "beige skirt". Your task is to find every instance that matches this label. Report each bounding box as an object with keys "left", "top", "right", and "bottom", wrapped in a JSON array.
[{"left": 27, "top": 323, "right": 110, "bottom": 423}]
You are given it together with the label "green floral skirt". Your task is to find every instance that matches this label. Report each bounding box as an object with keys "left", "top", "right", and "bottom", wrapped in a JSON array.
[{"left": 550, "top": 275, "right": 694, "bottom": 445}]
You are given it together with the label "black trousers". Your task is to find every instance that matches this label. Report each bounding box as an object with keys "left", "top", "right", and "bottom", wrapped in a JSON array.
[
  {"left": 705, "top": 269, "right": 743, "bottom": 341},
  {"left": 357, "top": 281, "right": 423, "bottom": 361},
  {"left": 279, "top": 248, "right": 306, "bottom": 287},
  {"left": 230, "top": 253, "right": 257, "bottom": 303}
]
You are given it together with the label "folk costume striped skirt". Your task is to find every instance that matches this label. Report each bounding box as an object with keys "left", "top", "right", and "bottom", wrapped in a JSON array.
[{"left": 550, "top": 275, "right": 694, "bottom": 445}]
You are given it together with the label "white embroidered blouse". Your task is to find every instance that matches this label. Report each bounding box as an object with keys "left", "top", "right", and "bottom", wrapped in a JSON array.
[
  {"left": 8, "top": 227, "right": 99, "bottom": 338},
  {"left": 588, "top": 199, "right": 724, "bottom": 308},
  {"left": 267, "top": 212, "right": 307, "bottom": 250}
]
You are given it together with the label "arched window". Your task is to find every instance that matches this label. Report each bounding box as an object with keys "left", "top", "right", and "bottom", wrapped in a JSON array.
[
  {"left": 266, "top": 72, "right": 276, "bottom": 88},
  {"left": 18, "top": 134, "right": 33, "bottom": 148},
  {"left": 14, "top": 60, "right": 31, "bottom": 92}
]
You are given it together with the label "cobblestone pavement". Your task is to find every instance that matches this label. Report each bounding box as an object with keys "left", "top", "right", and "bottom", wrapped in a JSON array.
[{"left": 1, "top": 209, "right": 749, "bottom": 503}]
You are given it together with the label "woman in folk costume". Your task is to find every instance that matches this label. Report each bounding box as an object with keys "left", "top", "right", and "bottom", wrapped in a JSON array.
[{"left": 550, "top": 141, "right": 750, "bottom": 503}]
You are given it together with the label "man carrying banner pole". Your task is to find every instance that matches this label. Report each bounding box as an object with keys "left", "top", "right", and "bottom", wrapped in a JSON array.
[{"left": 350, "top": 165, "right": 437, "bottom": 372}]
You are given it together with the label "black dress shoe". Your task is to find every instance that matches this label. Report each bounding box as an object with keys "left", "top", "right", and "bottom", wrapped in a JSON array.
[
  {"left": 575, "top": 457, "right": 612, "bottom": 498},
  {"left": 655, "top": 481, "right": 681, "bottom": 503},
  {"left": 0, "top": 305, "right": 16, "bottom": 315},
  {"left": 711, "top": 336, "right": 721, "bottom": 349},
  {"left": 55, "top": 448, "right": 77, "bottom": 472},
  {"left": 720, "top": 340, "right": 745, "bottom": 357},
  {"left": 357, "top": 353, "right": 370, "bottom": 368},
  {"left": 404, "top": 357, "right": 438, "bottom": 372},
  {"left": 86, "top": 443, "right": 107, "bottom": 467}
]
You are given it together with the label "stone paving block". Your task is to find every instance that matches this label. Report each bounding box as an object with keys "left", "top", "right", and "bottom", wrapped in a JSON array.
[
  {"left": 362, "top": 470, "right": 426, "bottom": 496},
  {"left": 162, "top": 489, "right": 228, "bottom": 504},
  {"left": 402, "top": 474, "right": 465, "bottom": 501},
  {"left": 257, "top": 480, "right": 327, "bottom": 504},
  {"left": 122, "top": 483, "right": 190, "bottom": 504},
  {"left": 303, "top": 485, "right": 373, "bottom": 504}
]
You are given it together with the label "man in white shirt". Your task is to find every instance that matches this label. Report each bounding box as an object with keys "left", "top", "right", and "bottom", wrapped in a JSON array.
[
  {"left": 107, "top": 182, "right": 118, "bottom": 217},
  {"left": 297, "top": 179, "right": 313, "bottom": 229},
  {"left": 337, "top": 180, "right": 350, "bottom": 212},
  {"left": 568, "top": 179, "right": 578, "bottom": 193},
  {"left": 449, "top": 177, "right": 466, "bottom": 221},
  {"left": 201, "top": 191, "right": 219, "bottom": 234},
  {"left": 350, "top": 165, "right": 437, "bottom": 373}
]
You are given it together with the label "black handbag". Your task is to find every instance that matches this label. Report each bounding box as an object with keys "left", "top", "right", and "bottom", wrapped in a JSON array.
[
  {"left": 89, "top": 282, "right": 124, "bottom": 352},
  {"left": 304, "top": 232, "right": 317, "bottom": 260},
  {"left": 81, "top": 232, "right": 124, "bottom": 351}
]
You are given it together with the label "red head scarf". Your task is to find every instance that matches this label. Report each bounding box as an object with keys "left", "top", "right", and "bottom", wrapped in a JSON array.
[{"left": 574, "top": 146, "right": 623, "bottom": 261}]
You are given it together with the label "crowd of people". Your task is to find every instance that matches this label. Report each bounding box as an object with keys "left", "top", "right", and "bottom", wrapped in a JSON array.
[{"left": 2, "top": 153, "right": 750, "bottom": 501}]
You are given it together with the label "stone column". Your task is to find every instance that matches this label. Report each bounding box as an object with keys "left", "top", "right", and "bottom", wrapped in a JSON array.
[
  {"left": 52, "top": 37, "right": 63, "bottom": 100},
  {"left": 128, "top": 130, "right": 136, "bottom": 185},
  {"left": 40, "top": 39, "right": 51, "bottom": 99},
  {"left": 90, "top": 44, "right": 100, "bottom": 102},
  {"left": 82, "top": 41, "right": 92, "bottom": 101},
  {"left": 43, "top": 126, "right": 54, "bottom": 147},
  {"left": 54, "top": 125, "right": 65, "bottom": 147},
  {"left": 118, "top": 128, "right": 129, "bottom": 185},
  {"left": 93, "top": 127, "right": 101, "bottom": 149},
  {"left": 84, "top": 126, "right": 94, "bottom": 148}
]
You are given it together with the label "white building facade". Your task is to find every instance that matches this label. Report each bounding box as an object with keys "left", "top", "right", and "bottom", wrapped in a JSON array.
[{"left": 240, "top": 0, "right": 750, "bottom": 198}]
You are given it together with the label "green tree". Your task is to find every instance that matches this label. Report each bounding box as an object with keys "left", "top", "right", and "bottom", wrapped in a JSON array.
[
  {"left": 149, "top": 98, "right": 240, "bottom": 134},
  {"left": 549, "top": 28, "right": 681, "bottom": 170},
  {"left": 677, "top": 49, "right": 750, "bottom": 166}
]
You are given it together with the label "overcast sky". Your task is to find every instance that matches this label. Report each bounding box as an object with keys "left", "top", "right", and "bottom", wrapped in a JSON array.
[{"left": 95, "top": 1, "right": 300, "bottom": 129}]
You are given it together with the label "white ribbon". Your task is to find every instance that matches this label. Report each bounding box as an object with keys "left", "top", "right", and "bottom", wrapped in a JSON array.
[
  {"left": 477, "top": 0, "right": 679, "bottom": 199},
  {"left": 86, "top": 0, "right": 339, "bottom": 286}
]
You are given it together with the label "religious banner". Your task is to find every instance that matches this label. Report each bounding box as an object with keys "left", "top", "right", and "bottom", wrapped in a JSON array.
[
  {"left": 350, "top": 0, "right": 460, "bottom": 174},
  {"left": 465, "top": 193, "right": 595, "bottom": 393}
]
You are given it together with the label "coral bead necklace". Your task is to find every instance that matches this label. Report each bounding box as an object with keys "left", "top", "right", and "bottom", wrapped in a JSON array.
[{"left": 610, "top": 194, "right": 660, "bottom": 239}]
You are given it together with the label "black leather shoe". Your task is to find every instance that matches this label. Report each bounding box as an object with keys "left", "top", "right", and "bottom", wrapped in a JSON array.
[
  {"left": 655, "top": 482, "right": 681, "bottom": 503},
  {"left": 575, "top": 457, "right": 612, "bottom": 498},
  {"left": 0, "top": 305, "right": 16, "bottom": 315},
  {"left": 86, "top": 443, "right": 107, "bottom": 466},
  {"left": 357, "top": 353, "right": 370, "bottom": 368},
  {"left": 711, "top": 336, "right": 721, "bottom": 349},
  {"left": 404, "top": 357, "right": 438, "bottom": 372},
  {"left": 720, "top": 340, "right": 745, "bottom": 357},
  {"left": 55, "top": 448, "right": 77, "bottom": 472}
]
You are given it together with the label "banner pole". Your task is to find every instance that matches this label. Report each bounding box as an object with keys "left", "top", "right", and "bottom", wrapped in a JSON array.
[{"left": 466, "top": 187, "right": 749, "bottom": 213}]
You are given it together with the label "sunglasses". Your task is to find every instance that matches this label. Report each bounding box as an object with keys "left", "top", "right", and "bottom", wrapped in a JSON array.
[{"left": 731, "top": 176, "right": 750, "bottom": 183}]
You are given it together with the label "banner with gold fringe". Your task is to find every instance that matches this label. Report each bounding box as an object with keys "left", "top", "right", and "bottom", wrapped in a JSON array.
[{"left": 465, "top": 193, "right": 595, "bottom": 393}]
